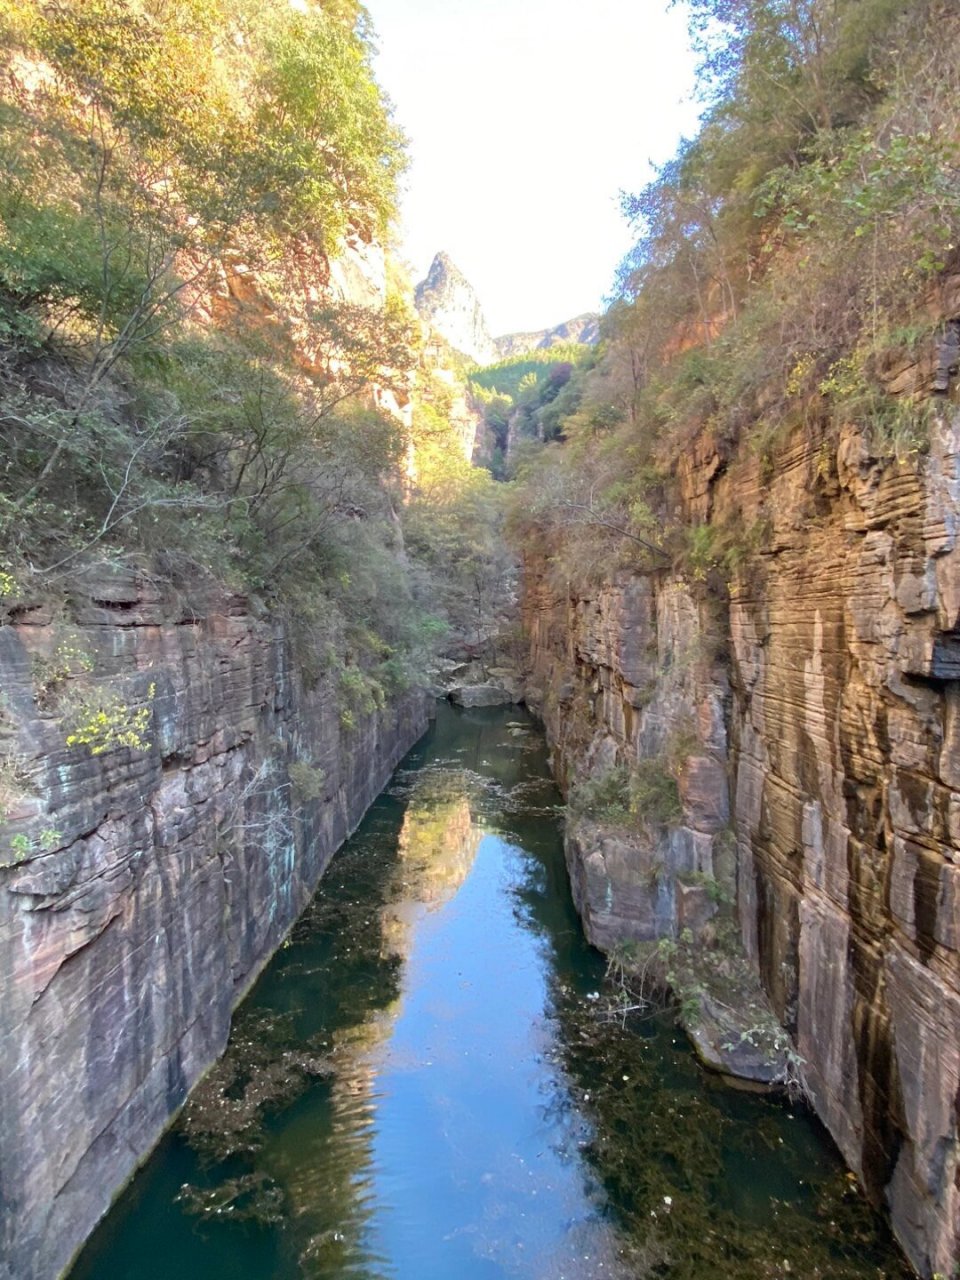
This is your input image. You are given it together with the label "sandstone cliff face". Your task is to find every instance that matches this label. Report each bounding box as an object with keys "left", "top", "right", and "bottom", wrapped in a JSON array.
[
  {"left": 524, "top": 573, "right": 732, "bottom": 950},
  {"left": 719, "top": 411, "right": 960, "bottom": 1279},
  {"left": 0, "top": 571, "right": 429, "bottom": 1280},
  {"left": 522, "top": 407, "right": 960, "bottom": 1277}
]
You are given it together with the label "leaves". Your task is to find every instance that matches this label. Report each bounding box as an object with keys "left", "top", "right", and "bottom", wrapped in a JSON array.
[{"left": 0, "top": 0, "right": 406, "bottom": 347}]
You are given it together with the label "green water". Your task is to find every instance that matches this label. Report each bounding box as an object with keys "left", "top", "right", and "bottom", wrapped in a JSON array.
[{"left": 70, "top": 704, "right": 909, "bottom": 1280}]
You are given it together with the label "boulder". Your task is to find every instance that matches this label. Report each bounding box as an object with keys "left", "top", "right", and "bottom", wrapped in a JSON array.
[{"left": 448, "top": 682, "right": 515, "bottom": 708}]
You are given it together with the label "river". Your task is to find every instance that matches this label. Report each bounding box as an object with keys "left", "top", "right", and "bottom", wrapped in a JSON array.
[{"left": 70, "top": 703, "right": 909, "bottom": 1280}]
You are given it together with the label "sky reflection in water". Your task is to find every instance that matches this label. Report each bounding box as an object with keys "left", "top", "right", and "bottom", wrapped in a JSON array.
[{"left": 70, "top": 705, "right": 908, "bottom": 1280}]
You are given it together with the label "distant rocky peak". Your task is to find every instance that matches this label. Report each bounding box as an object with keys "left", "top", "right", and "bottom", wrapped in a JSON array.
[
  {"left": 414, "top": 251, "right": 498, "bottom": 365},
  {"left": 419, "top": 250, "right": 470, "bottom": 296},
  {"left": 415, "top": 250, "right": 601, "bottom": 369}
]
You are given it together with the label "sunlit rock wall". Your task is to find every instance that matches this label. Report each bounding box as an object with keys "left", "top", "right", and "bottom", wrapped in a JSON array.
[
  {"left": 414, "top": 251, "right": 498, "bottom": 366},
  {"left": 718, "top": 410, "right": 960, "bottom": 1279},
  {"left": 523, "top": 405, "right": 960, "bottom": 1277},
  {"left": 0, "top": 571, "right": 429, "bottom": 1280}
]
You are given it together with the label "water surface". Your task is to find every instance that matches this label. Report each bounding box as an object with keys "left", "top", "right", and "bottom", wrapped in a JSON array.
[{"left": 71, "top": 704, "right": 908, "bottom": 1279}]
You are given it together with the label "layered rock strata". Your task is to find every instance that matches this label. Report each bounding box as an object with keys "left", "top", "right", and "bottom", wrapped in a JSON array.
[
  {"left": 0, "top": 571, "right": 429, "bottom": 1280},
  {"left": 721, "top": 411, "right": 960, "bottom": 1279},
  {"left": 523, "top": 406, "right": 960, "bottom": 1277},
  {"left": 524, "top": 572, "right": 734, "bottom": 949}
]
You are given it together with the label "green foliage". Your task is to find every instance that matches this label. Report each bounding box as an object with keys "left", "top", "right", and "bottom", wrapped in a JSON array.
[
  {"left": 815, "top": 347, "right": 934, "bottom": 457},
  {"left": 338, "top": 666, "right": 385, "bottom": 721},
  {"left": 289, "top": 760, "right": 326, "bottom": 804},
  {"left": 0, "top": 1, "right": 479, "bottom": 748},
  {"left": 467, "top": 348, "right": 593, "bottom": 476},
  {"left": 402, "top": 395, "right": 515, "bottom": 660},
  {"left": 9, "top": 833, "right": 32, "bottom": 861},
  {"left": 570, "top": 758, "right": 682, "bottom": 828},
  {"left": 630, "top": 758, "right": 683, "bottom": 826},
  {"left": 0, "top": 0, "right": 428, "bottom": 692},
  {"left": 468, "top": 345, "right": 589, "bottom": 401},
  {"left": 0, "top": 0, "right": 409, "bottom": 552},
  {"left": 512, "top": 0, "right": 956, "bottom": 592},
  {"left": 679, "top": 870, "right": 731, "bottom": 907},
  {"left": 569, "top": 765, "right": 633, "bottom": 823},
  {"left": 681, "top": 523, "right": 721, "bottom": 583},
  {"left": 0, "top": 0, "right": 405, "bottom": 325},
  {"left": 3, "top": 825, "right": 61, "bottom": 865},
  {"left": 619, "top": 0, "right": 957, "bottom": 393},
  {"left": 30, "top": 633, "right": 95, "bottom": 709},
  {"left": 254, "top": 3, "right": 406, "bottom": 241}
]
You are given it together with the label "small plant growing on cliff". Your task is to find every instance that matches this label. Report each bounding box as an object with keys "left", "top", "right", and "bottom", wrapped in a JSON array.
[
  {"left": 0, "top": 750, "right": 30, "bottom": 821},
  {"left": 64, "top": 682, "right": 156, "bottom": 755},
  {"left": 630, "top": 758, "right": 682, "bottom": 826},
  {"left": 569, "top": 766, "right": 632, "bottom": 823},
  {"left": 682, "top": 523, "right": 722, "bottom": 583},
  {"left": 571, "top": 758, "right": 682, "bottom": 828},
  {"left": 9, "top": 833, "right": 31, "bottom": 861},
  {"left": 3, "top": 827, "right": 61, "bottom": 866},
  {"left": 289, "top": 760, "right": 326, "bottom": 804},
  {"left": 680, "top": 870, "right": 731, "bottom": 906},
  {"left": 337, "top": 665, "right": 385, "bottom": 733},
  {"left": 31, "top": 634, "right": 94, "bottom": 710},
  {"left": 818, "top": 349, "right": 934, "bottom": 459}
]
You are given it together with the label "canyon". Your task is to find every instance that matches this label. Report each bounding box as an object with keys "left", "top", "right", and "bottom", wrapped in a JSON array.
[
  {"left": 3, "top": 5, "right": 959, "bottom": 1273},
  {"left": 4, "top": 235, "right": 960, "bottom": 1280},
  {"left": 4, "top": 315, "right": 960, "bottom": 1280},
  {"left": 4, "top": 252, "right": 960, "bottom": 1280}
]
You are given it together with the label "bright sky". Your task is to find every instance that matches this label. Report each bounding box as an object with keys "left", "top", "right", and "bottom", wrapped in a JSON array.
[{"left": 365, "top": 0, "right": 701, "bottom": 336}]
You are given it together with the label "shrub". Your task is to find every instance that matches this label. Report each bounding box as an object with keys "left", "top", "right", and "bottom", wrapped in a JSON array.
[
  {"left": 289, "top": 760, "right": 326, "bottom": 804},
  {"left": 570, "top": 758, "right": 682, "bottom": 827},
  {"left": 64, "top": 682, "right": 155, "bottom": 755},
  {"left": 31, "top": 635, "right": 95, "bottom": 710},
  {"left": 630, "top": 758, "right": 682, "bottom": 826},
  {"left": 569, "top": 766, "right": 633, "bottom": 823}
]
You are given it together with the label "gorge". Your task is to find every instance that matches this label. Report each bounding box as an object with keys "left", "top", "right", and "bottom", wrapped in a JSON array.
[
  {"left": 2, "top": 2, "right": 960, "bottom": 1279},
  {"left": 66, "top": 704, "right": 912, "bottom": 1280}
]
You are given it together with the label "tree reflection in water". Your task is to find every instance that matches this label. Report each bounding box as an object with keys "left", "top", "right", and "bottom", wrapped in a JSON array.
[{"left": 70, "top": 706, "right": 910, "bottom": 1280}]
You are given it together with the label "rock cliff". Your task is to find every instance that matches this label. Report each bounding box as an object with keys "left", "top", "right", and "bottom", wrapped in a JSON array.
[
  {"left": 0, "top": 571, "right": 429, "bottom": 1280},
  {"left": 522, "top": 401, "right": 960, "bottom": 1276},
  {"left": 494, "top": 312, "right": 600, "bottom": 358},
  {"left": 414, "top": 252, "right": 598, "bottom": 367},
  {"left": 414, "top": 252, "right": 499, "bottom": 366}
]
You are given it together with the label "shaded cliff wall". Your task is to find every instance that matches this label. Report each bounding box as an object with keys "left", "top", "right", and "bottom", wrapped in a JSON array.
[
  {"left": 524, "top": 571, "right": 732, "bottom": 951},
  {"left": 522, "top": 409, "right": 960, "bottom": 1277},
  {"left": 0, "top": 571, "right": 429, "bottom": 1280}
]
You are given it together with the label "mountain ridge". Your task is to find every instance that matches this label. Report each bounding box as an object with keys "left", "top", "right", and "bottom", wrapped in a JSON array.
[{"left": 414, "top": 251, "right": 598, "bottom": 366}]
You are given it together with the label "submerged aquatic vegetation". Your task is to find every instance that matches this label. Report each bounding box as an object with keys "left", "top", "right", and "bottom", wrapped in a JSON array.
[
  {"left": 555, "top": 991, "right": 911, "bottom": 1280},
  {"left": 175, "top": 1172, "right": 286, "bottom": 1226},
  {"left": 73, "top": 708, "right": 910, "bottom": 1280},
  {"left": 179, "top": 1011, "right": 335, "bottom": 1164}
]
